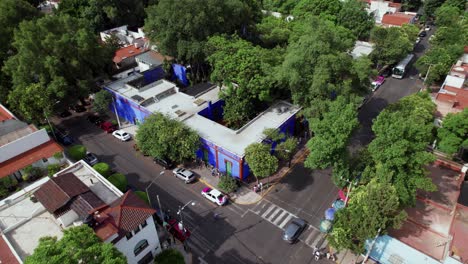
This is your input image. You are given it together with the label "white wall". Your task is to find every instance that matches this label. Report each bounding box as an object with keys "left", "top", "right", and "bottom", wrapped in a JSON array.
[
  {"left": 369, "top": 1, "right": 398, "bottom": 23},
  {"left": 114, "top": 216, "right": 162, "bottom": 264},
  {"left": 0, "top": 129, "right": 50, "bottom": 163}
]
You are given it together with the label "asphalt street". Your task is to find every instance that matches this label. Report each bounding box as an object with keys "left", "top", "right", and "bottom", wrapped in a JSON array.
[{"left": 53, "top": 27, "right": 434, "bottom": 264}]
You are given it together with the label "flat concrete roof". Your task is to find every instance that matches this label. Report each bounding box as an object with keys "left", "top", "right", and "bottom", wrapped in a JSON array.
[
  {"left": 0, "top": 161, "right": 122, "bottom": 261},
  {"left": 350, "top": 41, "right": 374, "bottom": 59},
  {"left": 106, "top": 77, "right": 300, "bottom": 157}
]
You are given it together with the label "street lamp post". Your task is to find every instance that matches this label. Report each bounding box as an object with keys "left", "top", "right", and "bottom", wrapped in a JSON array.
[
  {"left": 423, "top": 64, "right": 434, "bottom": 86},
  {"left": 177, "top": 201, "right": 195, "bottom": 251},
  {"left": 145, "top": 171, "right": 165, "bottom": 218},
  {"left": 44, "top": 110, "right": 58, "bottom": 142}
]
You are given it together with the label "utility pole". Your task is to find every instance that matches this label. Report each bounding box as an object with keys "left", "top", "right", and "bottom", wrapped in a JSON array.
[
  {"left": 423, "top": 64, "right": 433, "bottom": 86},
  {"left": 112, "top": 96, "right": 122, "bottom": 129}
]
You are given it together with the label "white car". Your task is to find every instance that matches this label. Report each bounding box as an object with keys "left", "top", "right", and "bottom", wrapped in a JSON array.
[
  {"left": 201, "top": 187, "right": 227, "bottom": 206},
  {"left": 173, "top": 168, "right": 196, "bottom": 183},
  {"left": 415, "top": 37, "right": 421, "bottom": 44},
  {"left": 112, "top": 130, "right": 131, "bottom": 141},
  {"left": 425, "top": 25, "right": 431, "bottom": 31}
]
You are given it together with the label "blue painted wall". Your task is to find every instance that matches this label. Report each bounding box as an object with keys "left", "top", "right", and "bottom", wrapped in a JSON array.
[
  {"left": 172, "top": 64, "right": 189, "bottom": 87},
  {"left": 198, "top": 100, "right": 225, "bottom": 122},
  {"left": 143, "top": 66, "right": 165, "bottom": 83},
  {"left": 197, "top": 139, "right": 243, "bottom": 180},
  {"left": 105, "top": 88, "right": 151, "bottom": 124}
]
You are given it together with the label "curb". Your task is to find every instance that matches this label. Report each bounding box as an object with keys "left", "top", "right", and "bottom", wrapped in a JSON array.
[{"left": 199, "top": 147, "right": 309, "bottom": 206}]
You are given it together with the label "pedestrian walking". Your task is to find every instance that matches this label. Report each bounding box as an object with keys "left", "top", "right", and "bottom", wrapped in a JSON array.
[{"left": 326, "top": 252, "right": 331, "bottom": 259}]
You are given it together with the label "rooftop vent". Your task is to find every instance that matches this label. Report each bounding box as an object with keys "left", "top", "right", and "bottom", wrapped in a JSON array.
[
  {"left": 131, "top": 95, "right": 145, "bottom": 102},
  {"left": 175, "top": 110, "right": 186, "bottom": 117},
  {"left": 171, "top": 104, "right": 178, "bottom": 109},
  {"left": 193, "top": 98, "right": 206, "bottom": 106}
]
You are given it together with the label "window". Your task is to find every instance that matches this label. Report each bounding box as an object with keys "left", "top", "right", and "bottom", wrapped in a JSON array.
[
  {"left": 141, "top": 220, "right": 147, "bottom": 228},
  {"left": 42, "top": 158, "right": 48, "bottom": 163},
  {"left": 126, "top": 232, "right": 133, "bottom": 240},
  {"left": 134, "top": 239, "right": 149, "bottom": 256},
  {"left": 134, "top": 225, "right": 141, "bottom": 234}
]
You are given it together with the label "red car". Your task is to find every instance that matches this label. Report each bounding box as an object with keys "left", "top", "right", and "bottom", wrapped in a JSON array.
[
  {"left": 100, "top": 121, "right": 116, "bottom": 133},
  {"left": 165, "top": 219, "right": 191, "bottom": 242}
]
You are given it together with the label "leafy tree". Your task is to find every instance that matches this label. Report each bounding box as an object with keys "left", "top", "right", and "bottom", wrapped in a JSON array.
[
  {"left": 263, "top": 128, "right": 285, "bottom": 144},
  {"left": 108, "top": 173, "right": 128, "bottom": 192},
  {"left": 3, "top": 15, "right": 112, "bottom": 122},
  {"left": 245, "top": 143, "right": 278, "bottom": 180},
  {"left": 336, "top": 0, "right": 374, "bottom": 40},
  {"left": 58, "top": 0, "right": 146, "bottom": 32},
  {"left": 402, "top": 0, "right": 422, "bottom": 11},
  {"left": 435, "top": 3, "right": 463, "bottom": 27},
  {"left": 423, "top": 0, "right": 446, "bottom": 18},
  {"left": 93, "top": 90, "right": 113, "bottom": 115},
  {"left": 218, "top": 175, "right": 238, "bottom": 193},
  {"left": 305, "top": 96, "right": 359, "bottom": 169},
  {"left": 144, "top": 0, "right": 261, "bottom": 78},
  {"left": 292, "top": 0, "right": 342, "bottom": 21},
  {"left": 261, "top": 0, "right": 299, "bottom": 13},
  {"left": 444, "top": 0, "right": 466, "bottom": 10},
  {"left": 437, "top": 109, "right": 468, "bottom": 155},
  {"left": 25, "top": 225, "right": 126, "bottom": 264},
  {"left": 370, "top": 26, "right": 414, "bottom": 66},
  {"left": 367, "top": 93, "right": 436, "bottom": 206},
  {"left": 136, "top": 113, "right": 200, "bottom": 164},
  {"left": 276, "top": 137, "right": 298, "bottom": 167},
  {"left": 93, "top": 162, "right": 112, "bottom": 177},
  {"left": 67, "top": 145, "right": 87, "bottom": 160},
  {"left": 256, "top": 16, "right": 292, "bottom": 47},
  {"left": 328, "top": 179, "right": 407, "bottom": 254},
  {"left": 221, "top": 91, "right": 255, "bottom": 129},
  {"left": 135, "top": 191, "right": 150, "bottom": 205},
  {"left": 47, "top": 164, "right": 61, "bottom": 176},
  {"left": 154, "top": 249, "right": 185, "bottom": 264}
]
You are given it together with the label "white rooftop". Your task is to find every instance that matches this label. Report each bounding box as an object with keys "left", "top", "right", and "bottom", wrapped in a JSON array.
[
  {"left": 351, "top": 41, "right": 375, "bottom": 59},
  {"left": 0, "top": 161, "right": 122, "bottom": 262},
  {"left": 444, "top": 75, "right": 465, "bottom": 89},
  {"left": 106, "top": 77, "right": 300, "bottom": 157}
]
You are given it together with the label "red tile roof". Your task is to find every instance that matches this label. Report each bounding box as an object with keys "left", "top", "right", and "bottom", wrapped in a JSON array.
[
  {"left": 92, "top": 191, "right": 156, "bottom": 242},
  {"left": 0, "top": 140, "right": 63, "bottom": 178},
  {"left": 0, "top": 236, "right": 20, "bottom": 264},
  {"left": 0, "top": 104, "right": 15, "bottom": 122},
  {"left": 34, "top": 173, "right": 91, "bottom": 213},
  {"left": 381, "top": 12, "right": 415, "bottom": 26},
  {"left": 436, "top": 87, "right": 468, "bottom": 111},
  {"left": 113, "top": 44, "right": 148, "bottom": 64}
]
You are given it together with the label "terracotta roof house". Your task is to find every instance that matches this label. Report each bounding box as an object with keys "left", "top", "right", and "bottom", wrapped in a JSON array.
[
  {"left": 0, "top": 104, "right": 63, "bottom": 183},
  {"left": 434, "top": 48, "right": 468, "bottom": 117},
  {"left": 0, "top": 161, "right": 162, "bottom": 264},
  {"left": 367, "top": 0, "right": 402, "bottom": 23},
  {"left": 381, "top": 12, "right": 416, "bottom": 27}
]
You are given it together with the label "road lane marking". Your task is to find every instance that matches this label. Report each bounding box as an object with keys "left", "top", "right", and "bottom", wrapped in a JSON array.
[
  {"left": 267, "top": 208, "right": 282, "bottom": 222},
  {"left": 279, "top": 214, "right": 293, "bottom": 229},
  {"left": 261, "top": 204, "right": 276, "bottom": 218},
  {"left": 273, "top": 211, "right": 288, "bottom": 225},
  {"left": 304, "top": 228, "right": 319, "bottom": 245}
]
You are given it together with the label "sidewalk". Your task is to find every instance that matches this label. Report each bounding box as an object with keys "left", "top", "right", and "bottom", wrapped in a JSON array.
[{"left": 333, "top": 249, "right": 378, "bottom": 264}]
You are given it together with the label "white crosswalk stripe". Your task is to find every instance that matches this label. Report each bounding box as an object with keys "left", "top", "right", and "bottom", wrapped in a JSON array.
[{"left": 249, "top": 200, "right": 327, "bottom": 249}]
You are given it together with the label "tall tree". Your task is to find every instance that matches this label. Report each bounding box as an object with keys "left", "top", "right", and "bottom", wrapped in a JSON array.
[
  {"left": 245, "top": 143, "right": 279, "bottom": 180},
  {"left": 261, "top": 0, "right": 299, "bottom": 14},
  {"left": 136, "top": 113, "right": 200, "bottom": 164},
  {"left": 423, "top": 0, "right": 446, "bottom": 18},
  {"left": 435, "top": 3, "right": 463, "bottom": 27},
  {"left": 437, "top": 109, "right": 468, "bottom": 155},
  {"left": 305, "top": 96, "right": 359, "bottom": 169},
  {"left": 92, "top": 90, "right": 113, "bottom": 115},
  {"left": 336, "top": 0, "right": 374, "bottom": 40},
  {"left": 328, "top": 179, "right": 407, "bottom": 254},
  {"left": 58, "top": 0, "right": 146, "bottom": 32},
  {"left": 370, "top": 26, "right": 415, "bottom": 66},
  {"left": 3, "top": 14, "right": 112, "bottom": 122},
  {"left": 256, "top": 16, "right": 292, "bottom": 47},
  {"left": 367, "top": 93, "right": 436, "bottom": 206},
  {"left": 144, "top": 0, "right": 261, "bottom": 77},
  {"left": 276, "top": 137, "right": 298, "bottom": 167},
  {"left": 292, "top": 0, "right": 342, "bottom": 21},
  {"left": 25, "top": 225, "right": 126, "bottom": 264}
]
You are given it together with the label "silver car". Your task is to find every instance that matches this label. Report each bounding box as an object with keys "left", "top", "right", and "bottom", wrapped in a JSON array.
[
  {"left": 282, "top": 218, "right": 306, "bottom": 243},
  {"left": 173, "top": 168, "right": 196, "bottom": 183}
]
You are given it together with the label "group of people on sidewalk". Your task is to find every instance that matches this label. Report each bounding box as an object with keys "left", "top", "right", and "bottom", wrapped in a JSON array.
[{"left": 313, "top": 246, "right": 336, "bottom": 261}]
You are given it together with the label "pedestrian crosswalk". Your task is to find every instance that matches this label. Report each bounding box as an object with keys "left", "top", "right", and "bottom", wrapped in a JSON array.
[{"left": 249, "top": 200, "right": 327, "bottom": 249}]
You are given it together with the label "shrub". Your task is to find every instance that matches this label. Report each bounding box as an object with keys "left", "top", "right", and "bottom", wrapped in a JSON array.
[
  {"left": 217, "top": 175, "right": 238, "bottom": 193},
  {"left": 2, "top": 177, "right": 18, "bottom": 189},
  {"left": 47, "top": 164, "right": 61, "bottom": 176},
  {"left": 53, "top": 152, "right": 64, "bottom": 160},
  {"left": 22, "top": 166, "right": 44, "bottom": 181},
  {"left": 93, "top": 162, "right": 112, "bottom": 177},
  {"left": 108, "top": 173, "right": 127, "bottom": 192},
  {"left": 135, "top": 191, "right": 150, "bottom": 205},
  {"left": 154, "top": 249, "right": 185, "bottom": 264},
  {"left": 67, "top": 145, "right": 87, "bottom": 160}
]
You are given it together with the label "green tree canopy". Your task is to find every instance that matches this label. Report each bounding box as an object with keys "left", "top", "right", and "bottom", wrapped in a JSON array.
[
  {"left": 435, "top": 3, "right": 463, "bottom": 27},
  {"left": 67, "top": 145, "right": 87, "bottom": 161},
  {"left": 245, "top": 143, "right": 278, "bottom": 179},
  {"left": 423, "top": 0, "right": 446, "bottom": 18},
  {"left": 305, "top": 96, "right": 359, "bottom": 170},
  {"left": 144, "top": 0, "right": 261, "bottom": 68},
  {"left": 25, "top": 225, "right": 126, "bottom": 264},
  {"left": 255, "top": 15, "right": 292, "bottom": 47},
  {"left": 370, "top": 25, "right": 415, "bottom": 66},
  {"left": 58, "top": 0, "right": 146, "bottom": 32},
  {"left": 108, "top": 173, "right": 128, "bottom": 192},
  {"left": 136, "top": 113, "right": 200, "bottom": 164},
  {"left": 336, "top": 0, "right": 374, "bottom": 40},
  {"left": 261, "top": 0, "right": 299, "bottom": 14},
  {"left": 93, "top": 90, "right": 113, "bottom": 115},
  {"left": 276, "top": 137, "right": 298, "bottom": 167},
  {"left": 329, "top": 179, "right": 407, "bottom": 254},
  {"left": 154, "top": 249, "right": 185, "bottom": 264},
  {"left": 93, "top": 162, "right": 112, "bottom": 177},
  {"left": 437, "top": 108, "right": 468, "bottom": 155},
  {"left": 218, "top": 175, "right": 238, "bottom": 193},
  {"left": 3, "top": 14, "right": 112, "bottom": 122},
  {"left": 367, "top": 93, "right": 436, "bottom": 206},
  {"left": 263, "top": 128, "right": 286, "bottom": 144},
  {"left": 292, "top": 0, "right": 342, "bottom": 21}
]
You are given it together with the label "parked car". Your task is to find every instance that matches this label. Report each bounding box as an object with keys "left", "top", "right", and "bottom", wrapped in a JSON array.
[
  {"left": 165, "top": 218, "right": 191, "bottom": 242},
  {"left": 371, "top": 75, "right": 385, "bottom": 92},
  {"left": 425, "top": 25, "right": 431, "bottom": 31},
  {"left": 58, "top": 110, "right": 72, "bottom": 118},
  {"left": 153, "top": 157, "right": 174, "bottom": 169},
  {"left": 69, "top": 104, "right": 86, "bottom": 113},
  {"left": 84, "top": 152, "right": 98, "bottom": 166},
  {"left": 201, "top": 187, "right": 227, "bottom": 206},
  {"left": 86, "top": 115, "right": 103, "bottom": 126},
  {"left": 282, "top": 218, "right": 307, "bottom": 244},
  {"left": 112, "top": 130, "right": 131, "bottom": 141},
  {"left": 415, "top": 37, "right": 421, "bottom": 44},
  {"left": 418, "top": 31, "right": 427, "bottom": 37},
  {"left": 173, "top": 168, "right": 196, "bottom": 183},
  {"left": 100, "top": 121, "right": 115, "bottom": 133},
  {"left": 56, "top": 131, "right": 73, "bottom": 146}
]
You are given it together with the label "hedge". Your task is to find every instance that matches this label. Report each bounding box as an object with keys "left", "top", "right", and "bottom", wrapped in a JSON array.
[
  {"left": 108, "top": 173, "right": 127, "bottom": 192},
  {"left": 154, "top": 249, "right": 185, "bottom": 264},
  {"left": 67, "top": 145, "right": 87, "bottom": 160},
  {"left": 93, "top": 162, "right": 111, "bottom": 177}
]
